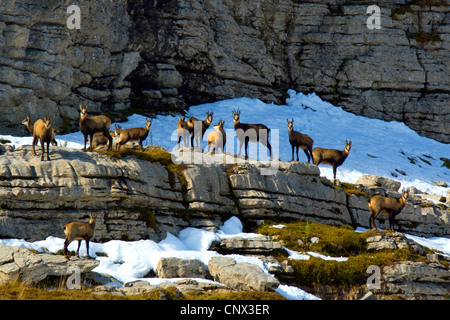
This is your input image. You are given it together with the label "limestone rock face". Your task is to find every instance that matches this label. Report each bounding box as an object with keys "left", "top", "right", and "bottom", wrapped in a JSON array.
[
  {"left": 0, "top": 148, "right": 448, "bottom": 242},
  {"left": 0, "top": 244, "right": 99, "bottom": 286},
  {"left": 0, "top": 1, "right": 449, "bottom": 143}
]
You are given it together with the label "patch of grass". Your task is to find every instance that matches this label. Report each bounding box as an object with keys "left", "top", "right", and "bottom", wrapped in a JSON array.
[
  {"left": 0, "top": 281, "right": 146, "bottom": 300},
  {"left": 259, "top": 220, "right": 430, "bottom": 287},
  {"left": 289, "top": 249, "right": 426, "bottom": 287},
  {"left": 97, "top": 146, "right": 188, "bottom": 189},
  {"left": 407, "top": 31, "right": 441, "bottom": 43},
  {"left": 440, "top": 157, "right": 450, "bottom": 169},
  {"left": 258, "top": 220, "right": 372, "bottom": 257},
  {"left": 0, "top": 139, "right": 11, "bottom": 144}
]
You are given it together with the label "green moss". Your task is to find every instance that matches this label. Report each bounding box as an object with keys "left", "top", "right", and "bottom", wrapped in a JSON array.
[
  {"left": 440, "top": 157, "right": 450, "bottom": 169},
  {"left": 96, "top": 146, "right": 188, "bottom": 189},
  {"left": 407, "top": 31, "right": 441, "bottom": 43},
  {"left": 258, "top": 220, "right": 372, "bottom": 257}
]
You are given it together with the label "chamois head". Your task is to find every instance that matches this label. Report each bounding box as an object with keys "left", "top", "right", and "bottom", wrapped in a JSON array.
[
  {"left": 287, "top": 119, "right": 294, "bottom": 131},
  {"left": 80, "top": 105, "right": 88, "bottom": 119},
  {"left": 114, "top": 124, "right": 122, "bottom": 136},
  {"left": 22, "top": 115, "right": 31, "bottom": 126},
  {"left": 145, "top": 118, "right": 153, "bottom": 129},
  {"left": 43, "top": 116, "right": 51, "bottom": 129},
  {"left": 400, "top": 188, "right": 409, "bottom": 202},
  {"left": 213, "top": 119, "right": 225, "bottom": 131},
  {"left": 89, "top": 213, "right": 97, "bottom": 224},
  {"left": 205, "top": 111, "right": 214, "bottom": 125},
  {"left": 344, "top": 140, "right": 352, "bottom": 154},
  {"left": 232, "top": 109, "right": 241, "bottom": 124}
]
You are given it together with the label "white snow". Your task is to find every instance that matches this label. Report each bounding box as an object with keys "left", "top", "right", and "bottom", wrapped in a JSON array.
[
  {"left": 4, "top": 90, "right": 448, "bottom": 195},
  {"left": 2, "top": 216, "right": 450, "bottom": 300},
  {"left": 1, "top": 90, "right": 449, "bottom": 300}
]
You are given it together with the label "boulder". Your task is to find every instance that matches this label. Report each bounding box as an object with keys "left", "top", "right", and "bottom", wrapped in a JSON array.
[
  {"left": 0, "top": 244, "right": 99, "bottom": 286},
  {"left": 356, "top": 175, "right": 401, "bottom": 192},
  {"left": 156, "top": 257, "right": 208, "bottom": 279},
  {"left": 209, "top": 236, "right": 286, "bottom": 256},
  {"left": 366, "top": 232, "right": 425, "bottom": 255},
  {"left": 208, "top": 256, "right": 279, "bottom": 291}
]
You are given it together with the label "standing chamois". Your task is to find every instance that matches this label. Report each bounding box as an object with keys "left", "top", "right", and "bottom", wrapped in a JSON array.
[
  {"left": 287, "top": 119, "right": 314, "bottom": 163},
  {"left": 232, "top": 109, "right": 272, "bottom": 160},
  {"left": 116, "top": 118, "right": 152, "bottom": 151},
  {"left": 368, "top": 189, "right": 409, "bottom": 231},
  {"left": 64, "top": 214, "right": 97, "bottom": 259},
  {"left": 312, "top": 140, "right": 352, "bottom": 184},
  {"left": 22, "top": 115, "right": 57, "bottom": 147},
  {"left": 206, "top": 119, "right": 226, "bottom": 153},
  {"left": 32, "top": 116, "right": 54, "bottom": 161},
  {"left": 177, "top": 116, "right": 189, "bottom": 149},
  {"left": 79, "top": 105, "right": 113, "bottom": 152},
  {"left": 187, "top": 111, "right": 213, "bottom": 150}
]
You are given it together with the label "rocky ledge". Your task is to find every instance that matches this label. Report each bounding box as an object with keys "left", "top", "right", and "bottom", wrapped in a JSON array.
[{"left": 0, "top": 145, "right": 448, "bottom": 243}]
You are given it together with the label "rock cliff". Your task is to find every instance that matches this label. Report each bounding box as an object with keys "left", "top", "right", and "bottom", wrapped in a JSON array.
[
  {"left": 0, "top": 1, "right": 449, "bottom": 143},
  {"left": 0, "top": 146, "right": 448, "bottom": 242}
]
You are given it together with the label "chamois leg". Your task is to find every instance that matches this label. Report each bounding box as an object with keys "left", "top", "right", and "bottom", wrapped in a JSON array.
[
  {"left": 32, "top": 137, "right": 38, "bottom": 156},
  {"left": 291, "top": 144, "right": 295, "bottom": 161},
  {"left": 64, "top": 238, "right": 72, "bottom": 259},
  {"left": 303, "top": 149, "right": 310, "bottom": 163},
  {"left": 104, "top": 130, "right": 113, "bottom": 151},
  {"left": 332, "top": 165, "right": 338, "bottom": 185},
  {"left": 266, "top": 140, "right": 272, "bottom": 160},
  {"left": 85, "top": 238, "right": 91, "bottom": 258},
  {"left": 244, "top": 137, "right": 249, "bottom": 160},
  {"left": 46, "top": 141, "right": 50, "bottom": 161},
  {"left": 88, "top": 134, "right": 94, "bottom": 152},
  {"left": 75, "top": 240, "right": 81, "bottom": 257},
  {"left": 40, "top": 139, "right": 45, "bottom": 161},
  {"left": 83, "top": 134, "right": 88, "bottom": 152}
]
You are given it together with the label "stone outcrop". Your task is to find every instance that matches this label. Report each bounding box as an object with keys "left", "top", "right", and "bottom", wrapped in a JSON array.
[
  {"left": 156, "top": 257, "right": 208, "bottom": 279},
  {"left": 0, "top": 1, "right": 449, "bottom": 143},
  {"left": 0, "top": 244, "right": 98, "bottom": 286},
  {"left": 380, "top": 261, "right": 450, "bottom": 300},
  {"left": 0, "top": 147, "right": 448, "bottom": 242},
  {"left": 208, "top": 256, "right": 279, "bottom": 292}
]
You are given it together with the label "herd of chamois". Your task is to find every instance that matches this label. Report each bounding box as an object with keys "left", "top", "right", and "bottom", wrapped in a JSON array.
[{"left": 18, "top": 105, "right": 409, "bottom": 258}]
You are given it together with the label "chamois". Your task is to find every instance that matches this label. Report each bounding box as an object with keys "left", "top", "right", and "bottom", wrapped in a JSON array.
[
  {"left": 79, "top": 105, "right": 113, "bottom": 152},
  {"left": 187, "top": 111, "right": 213, "bottom": 150},
  {"left": 177, "top": 116, "right": 189, "bottom": 149},
  {"left": 287, "top": 119, "right": 314, "bottom": 163},
  {"left": 90, "top": 125, "right": 120, "bottom": 150},
  {"left": 368, "top": 189, "right": 409, "bottom": 231},
  {"left": 63, "top": 214, "right": 97, "bottom": 259},
  {"left": 116, "top": 118, "right": 152, "bottom": 151},
  {"left": 22, "top": 115, "right": 57, "bottom": 147},
  {"left": 32, "top": 116, "right": 54, "bottom": 161},
  {"left": 232, "top": 109, "right": 272, "bottom": 160},
  {"left": 312, "top": 140, "right": 352, "bottom": 184},
  {"left": 206, "top": 119, "right": 226, "bottom": 153}
]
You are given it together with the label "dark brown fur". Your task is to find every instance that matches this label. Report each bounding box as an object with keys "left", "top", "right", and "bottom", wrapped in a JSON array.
[
  {"left": 32, "top": 116, "right": 54, "bottom": 161},
  {"left": 287, "top": 119, "right": 314, "bottom": 163},
  {"left": 187, "top": 111, "right": 213, "bottom": 149},
  {"left": 79, "top": 105, "right": 112, "bottom": 152},
  {"left": 312, "top": 140, "right": 352, "bottom": 184},
  {"left": 63, "top": 214, "right": 97, "bottom": 259},
  {"left": 116, "top": 119, "right": 152, "bottom": 151},
  {"left": 232, "top": 109, "right": 272, "bottom": 160},
  {"left": 368, "top": 190, "right": 408, "bottom": 231}
]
